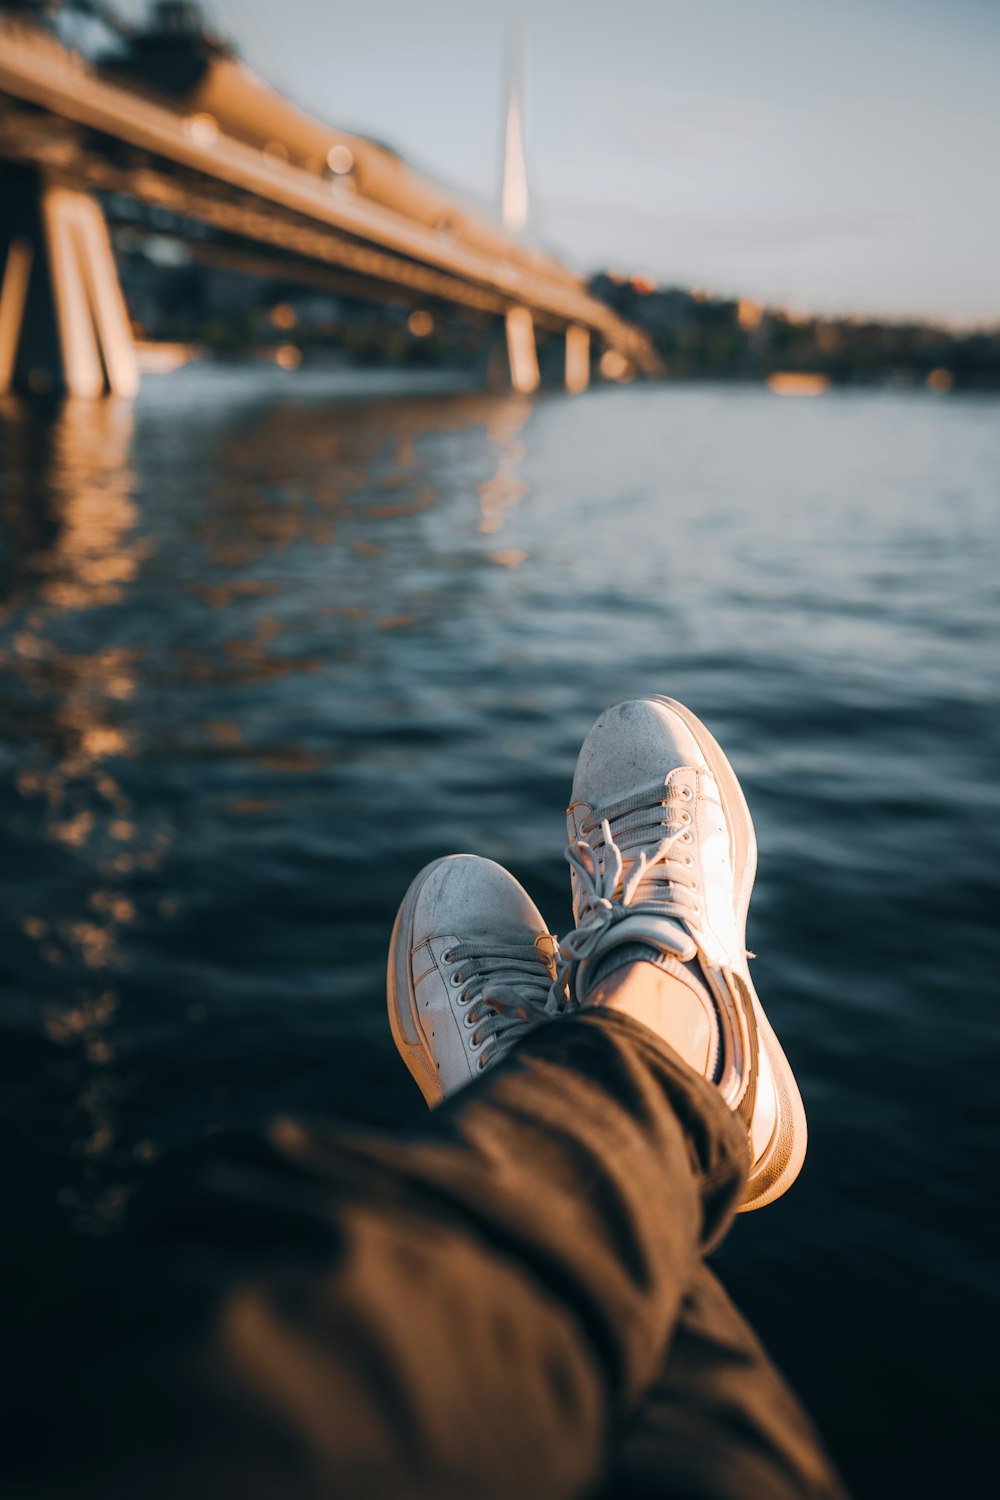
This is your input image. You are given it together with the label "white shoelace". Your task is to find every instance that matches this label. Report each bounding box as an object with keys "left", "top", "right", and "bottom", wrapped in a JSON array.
[
  {"left": 554, "top": 781, "right": 702, "bottom": 992},
  {"left": 445, "top": 940, "right": 562, "bottom": 1072}
]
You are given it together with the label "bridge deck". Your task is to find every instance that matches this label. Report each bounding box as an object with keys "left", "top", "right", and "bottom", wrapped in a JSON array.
[{"left": 0, "top": 21, "right": 658, "bottom": 371}]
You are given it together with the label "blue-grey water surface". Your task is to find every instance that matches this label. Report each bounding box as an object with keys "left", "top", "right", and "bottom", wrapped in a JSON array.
[{"left": 1, "top": 373, "right": 997, "bottom": 1496}]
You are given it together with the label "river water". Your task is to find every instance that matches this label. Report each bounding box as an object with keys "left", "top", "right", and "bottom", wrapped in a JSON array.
[{"left": 0, "top": 371, "right": 996, "bottom": 1496}]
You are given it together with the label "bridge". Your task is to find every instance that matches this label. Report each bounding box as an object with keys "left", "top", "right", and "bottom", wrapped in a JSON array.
[{"left": 0, "top": 4, "right": 660, "bottom": 399}]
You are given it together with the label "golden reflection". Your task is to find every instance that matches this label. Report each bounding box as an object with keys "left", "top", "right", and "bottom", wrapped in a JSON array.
[
  {"left": 176, "top": 391, "right": 538, "bottom": 679},
  {"left": 926, "top": 367, "right": 954, "bottom": 392},
  {"left": 192, "top": 579, "right": 280, "bottom": 608},
  {"left": 0, "top": 397, "right": 162, "bottom": 1233},
  {"left": 5, "top": 401, "right": 151, "bottom": 612},
  {"left": 252, "top": 747, "right": 327, "bottom": 772},
  {"left": 766, "top": 372, "right": 831, "bottom": 397},
  {"left": 368, "top": 485, "right": 436, "bottom": 520},
  {"left": 0, "top": 387, "right": 543, "bottom": 1232},
  {"left": 199, "top": 391, "right": 536, "bottom": 570},
  {"left": 319, "top": 603, "right": 368, "bottom": 621},
  {"left": 375, "top": 614, "right": 418, "bottom": 631},
  {"left": 479, "top": 396, "right": 531, "bottom": 535},
  {"left": 205, "top": 720, "right": 243, "bottom": 747},
  {"left": 226, "top": 798, "right": 281, "bottom": 817}
]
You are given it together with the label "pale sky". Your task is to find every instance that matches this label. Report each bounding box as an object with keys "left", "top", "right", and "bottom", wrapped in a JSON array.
[{"left": 118, "top": 0, "right": 999, "bottom": 325}]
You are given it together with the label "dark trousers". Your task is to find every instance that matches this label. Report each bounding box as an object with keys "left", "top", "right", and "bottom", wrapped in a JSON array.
[{"left": 11, "top": 1012, "right": 847, "bottom": 1500}]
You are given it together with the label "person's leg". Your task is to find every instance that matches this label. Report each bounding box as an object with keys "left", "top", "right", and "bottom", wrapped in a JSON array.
[
  {"left": 552, "top": 696, "right": 845, "bottom": 1498},
  {"left": 9, "top": 1008, "right": 747, "bottom": 1500},
  {"left": 9, "top": 696, "right": 842, "bottom": 1500},
  {"left": 605, "top": 1267, "right": 847, "bottom": 1500}
]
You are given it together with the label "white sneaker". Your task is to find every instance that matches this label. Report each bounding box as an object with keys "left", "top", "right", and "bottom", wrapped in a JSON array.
[
  {"left": 560, "top": 696, "right": 808, "bottom": 1211},
  {"left": 388, "top": 855, "right": 559, "bottom": 1106}
]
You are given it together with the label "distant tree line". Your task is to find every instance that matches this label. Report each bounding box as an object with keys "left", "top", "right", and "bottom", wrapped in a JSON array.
[{"left": 590, "top": 274, "right": 1000, "bottom": 390}]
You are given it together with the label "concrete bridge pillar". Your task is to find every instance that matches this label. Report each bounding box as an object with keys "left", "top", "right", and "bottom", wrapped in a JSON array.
[
  {"left": 565, "top": 323, "right": 590, "bottom": 394},
  {"left": 0, "top": 165, "right": 138, "bottom": 399},
  {"left": 504, "top": 306, "right": 540, "bottom": 394}
]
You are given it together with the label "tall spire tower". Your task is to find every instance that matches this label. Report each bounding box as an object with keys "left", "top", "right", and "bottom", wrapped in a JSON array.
[{"left": 501, "top": 25, "right": 529, "bottom": 235}]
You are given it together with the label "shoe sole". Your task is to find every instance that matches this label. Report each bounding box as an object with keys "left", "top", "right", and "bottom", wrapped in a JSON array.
[
  {"left": 386, "top": 858, "right": 450, "bottom": 1108},
  {"left": 649, "top": 696, "right": 808, "bottom": 1211}
]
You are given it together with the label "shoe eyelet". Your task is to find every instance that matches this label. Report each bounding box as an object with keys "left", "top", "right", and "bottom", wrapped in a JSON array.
[
  {"left": 442, "top": 949, "right": 454, "bottom": 964},
  {"left": 680, "top": 786, "right": 693, "bottom": 801},
  {"left": 463, "top": 1010, "right": 476, "bottom": 1027},
  {"left": 685, "top": 856, "right": 694, "bottom": 867},
  {"left": 682, "top": 831, "right": 692, "bottom": 842},
  {"left": 469, "top": 1034, "right": 483, "bottom": 1050},
  {"left": 458, "top": 990, "right": 470, "bottom": 1005},
  {"left": 450, "top": 971, "right": 463, "bottom": 986},
  {"left": 682, "top": 810, "right": 692, "bottom": 825},
  {"left": 477, "top": 1055, "right": 489, "bottom": 1071}
]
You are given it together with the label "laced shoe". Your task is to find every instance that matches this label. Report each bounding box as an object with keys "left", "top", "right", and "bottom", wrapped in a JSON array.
[
  {"left": 559, "top": 696, "right": 807, "bottom": 1211},
  {"left": 388, "top": 854, "right": 560, "bottom": 1106}
]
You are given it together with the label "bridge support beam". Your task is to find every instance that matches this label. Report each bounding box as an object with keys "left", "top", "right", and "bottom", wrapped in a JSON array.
[
  {"left": 0, "top": 165, "right": 138, "bottom": 399},
  {"left": 505, "top": 306, "right": 540, "bottom": 395},
  {"left": 565, "top": 323, "right": 590, "bottom": 394}
]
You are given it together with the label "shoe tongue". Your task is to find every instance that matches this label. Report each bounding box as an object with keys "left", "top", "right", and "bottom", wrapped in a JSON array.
[
  {"left": 592, "top": 912, "right": 697, "bottom": 963},
  {"left": 464, "top": 923, "right": 537, "bottom": 946}
]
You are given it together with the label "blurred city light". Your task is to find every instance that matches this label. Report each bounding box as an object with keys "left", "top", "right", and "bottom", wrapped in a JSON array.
[
  {"left": 326, "top": 144, "right": 354, "bottom": 175},
  {"left": 599, "top": 349, "right": 630, "bottom": 381},
  {"left": 183, "top": 112, "right": 219, "bottom": 148}
]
